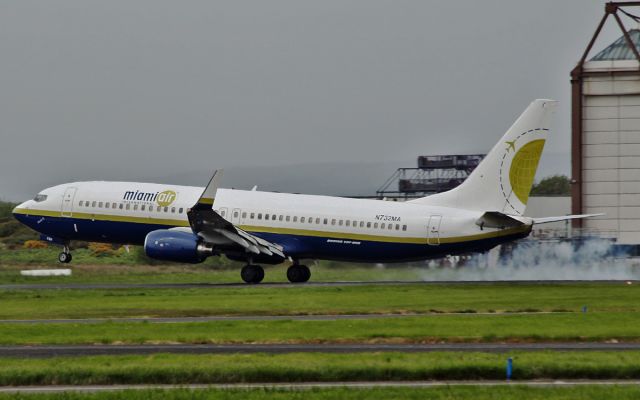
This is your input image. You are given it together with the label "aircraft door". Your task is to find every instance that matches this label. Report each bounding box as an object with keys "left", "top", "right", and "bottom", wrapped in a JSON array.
[
  {"left": 61, "top": 187, "right": 77, "bottom": 217},
  {"left": 231, "top": 208, "right": 242, "bottom": 224},
  {"left": 427, "top": 215, "right": 442, "bottom": 245}
]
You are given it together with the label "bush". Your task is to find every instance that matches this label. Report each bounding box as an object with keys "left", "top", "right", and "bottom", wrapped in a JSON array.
[
  {"left": 23, "top": 240, "right": 48, "bottom": 249},
  {"left": 88, "top": 242, "right": 116, "bottom": 257}
]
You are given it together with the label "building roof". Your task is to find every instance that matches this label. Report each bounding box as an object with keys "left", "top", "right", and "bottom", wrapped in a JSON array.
[{"left": 591, "top": 29, "right": 640, "bottom": 61}]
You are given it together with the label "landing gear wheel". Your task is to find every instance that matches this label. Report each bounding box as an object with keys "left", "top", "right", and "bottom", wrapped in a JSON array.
[
  {"left": 287, "top": 265, "right": 310, "bottom": 283},
  {"left": 241, "top": 264, "right": 264, "bottom": 284},
  {"left": 58, "top": 252, "right": 72, "bottom": 264}
]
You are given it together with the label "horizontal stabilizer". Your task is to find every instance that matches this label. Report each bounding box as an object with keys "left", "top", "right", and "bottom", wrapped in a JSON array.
[{"left": 533, "top": 214, "right": 604, "bottom": 225}]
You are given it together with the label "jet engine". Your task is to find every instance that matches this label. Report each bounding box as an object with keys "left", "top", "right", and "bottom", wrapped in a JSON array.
[{"left": 144, "top": 230, "right": 213, "bottom": 263}]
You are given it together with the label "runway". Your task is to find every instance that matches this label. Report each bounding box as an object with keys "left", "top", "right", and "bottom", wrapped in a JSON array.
[
  {"left": 0, "top": 280, "right": 636, "bottom": 291},
  {"left": 2, "top": 343, "right": 640, "bottom": 358},
  {"left": 1, "top": 380, "right": 640, "bottom": 393}
]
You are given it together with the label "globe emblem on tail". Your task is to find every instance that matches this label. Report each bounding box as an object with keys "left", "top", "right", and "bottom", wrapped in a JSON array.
[{"left": 499, "top": 131, "right": 546, "bottom": 214}]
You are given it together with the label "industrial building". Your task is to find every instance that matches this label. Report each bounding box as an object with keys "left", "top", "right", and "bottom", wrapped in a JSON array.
[{"left": 572, "top": 2, "right": 640, "bottom": 245}]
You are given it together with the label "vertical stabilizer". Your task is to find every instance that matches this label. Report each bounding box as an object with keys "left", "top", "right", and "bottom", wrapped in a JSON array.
[{"left": 408, "top": 99, "right": 557, "bottom": 215}]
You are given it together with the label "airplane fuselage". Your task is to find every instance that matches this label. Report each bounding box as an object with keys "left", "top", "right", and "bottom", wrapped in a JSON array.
[{"left": 12, "top": 181, "right": 531, "bottom": 263}]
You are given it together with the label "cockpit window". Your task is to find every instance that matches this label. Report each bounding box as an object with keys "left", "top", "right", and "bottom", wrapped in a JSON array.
[{"left": 33, "top": 194, "right": 47, "bottom": 202}]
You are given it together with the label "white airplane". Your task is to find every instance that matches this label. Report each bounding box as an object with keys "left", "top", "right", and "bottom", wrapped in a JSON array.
[{"left": 12, "top": 99, "right": 599, "bottom": 283}]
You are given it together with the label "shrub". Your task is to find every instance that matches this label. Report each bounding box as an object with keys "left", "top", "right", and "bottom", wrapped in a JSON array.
[
  {"left": 23, "top": 240, "right": 48, "bottom": 249},
  {"left": 88, "top": 242, "right": 116, "bottom": 257}
]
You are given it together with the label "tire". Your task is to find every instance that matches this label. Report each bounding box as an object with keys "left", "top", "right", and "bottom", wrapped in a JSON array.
[
  {"left": 241, "top": 265, "right": 264, "bottom": 284},
  {"left": 287, "top": 265, "right": 310, "bottom": 283},
  {"left": 58, "top": 252, "right": 70, "bottom": 264},
  {"left": 299, "top": 265, "right": 310, "bottom": 283}
]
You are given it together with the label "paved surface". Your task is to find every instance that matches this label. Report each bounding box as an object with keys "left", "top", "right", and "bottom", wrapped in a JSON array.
[
  {"left": 0, "top": 280, "right": 636, "bottom": 290},
  {"left": 1, "top": 380, "right": 640, "bottom": 393},
  {"left": 2, "top": 343, "right": 639, "bottom": 358}
]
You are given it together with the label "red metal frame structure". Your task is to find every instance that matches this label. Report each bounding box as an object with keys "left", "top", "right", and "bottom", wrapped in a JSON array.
[{"left": 571, "top": 2, "right": 640, "bottom": 227}]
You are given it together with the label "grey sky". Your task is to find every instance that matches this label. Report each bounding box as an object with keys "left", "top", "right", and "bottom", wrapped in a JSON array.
[{"left": 0, "top": 1, "right": 626, "bottom": 201}]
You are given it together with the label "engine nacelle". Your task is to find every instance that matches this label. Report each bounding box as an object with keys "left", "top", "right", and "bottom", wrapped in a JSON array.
[{"left": 144, "top": 230, "right": 212, "bottom": 263}]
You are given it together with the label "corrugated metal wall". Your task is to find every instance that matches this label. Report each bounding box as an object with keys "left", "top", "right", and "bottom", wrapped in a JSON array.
[{"left": 582, "top": 75, "right": 640, "bottom": 244}]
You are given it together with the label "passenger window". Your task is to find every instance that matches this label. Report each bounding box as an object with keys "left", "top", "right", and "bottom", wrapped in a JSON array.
[
  {"left": 98, "top": 202, "right": 103, "bottom": 208},
  {"left": 221, "top": 210, "right": 226, "bottom": 217},
  {"left": 234, "top": 211, "right": 239, "bottom": 218},
  {"left": 171, "top": 207, "right": 176, "bottom": 213},
  {"left": 250, "top": 213, "right": 255, "bottom": 219},
  {"left": 301, "top": 217, "right": 305, "bottom": 223},
  {"left": 112, "top": 203, "right": 117, "bottom": 209},
  {"left": 374, "top": 223, "right": 379, "bottom": 229},
  {"left": 402, "top": 225, "right": 407, "bottom": 231},
  {"left": 264, "top": 214, "right": 269, "bottom": 220},
  {"left": 286, "top": 216, "right": 290, "bottom": 222},
  {"left": 105, "top": 203, "right": 110, "bottom": 209},
  {"left": 396, "top": 224, "right": 400, "bottom": 230},
  {"left": 258, "top": 213, "right": 262, "bottom": 220},
  {"left": 119, "top": 204, "right": 123, "bottom": 210},
  {"left": 331, "top": 219, "right": 336, "bottom": 225},
  {"left": 78, "top": 201, "right": 83, "bottom": 207},
  {"left": 381, "top": 223, "right": 385, "bottom": 229},
  {"left": 367, "top": 222, "right": 371, "bottom": 228},
  {"left": 141, "top": 205, "right": 146, "bottom": 211},
  {"left": 179, "top": 208, "right": 183, "bottom": 214},
  {"left": 345, "top": 220, "right": 350, "bottom": 227},
  {"left": 126, "top": 204, "right": 131, "bottom": 210},
  {"left": 339, "top": 220, "right": 343, "bottom": 226},
  {"left": 272, "top": 215, "right": 277, "bottom": 221},
  {"left": 388, "top": 224, "right": 393, "bottom": 230},
  {"left": 242, "top": 212, "right": 247, "bottom": 219},
  {"left": 92, "top": 201, "right": 96, "bottom": 207},
  {"left": 279, "top": 215, "right": 283, "bottom": 221},
  {"left": 315, "top": 218, "right": 320, "bottom": 224},
  {"left": 359, "top": 221, "right": 364, "bottom": 228},
  {"left": 163, "top": 206, "right": 168, "bottom": 212},
  {"left": 323, "top": 218, "right": 328, "bottom": 225},
  {"left": 293, "top": 216, "right": 298, "bottom": 222}
]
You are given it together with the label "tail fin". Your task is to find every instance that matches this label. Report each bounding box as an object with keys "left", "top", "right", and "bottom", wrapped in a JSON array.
[{"left": 408, "top": 99, "right": 557, "bottom": 215}]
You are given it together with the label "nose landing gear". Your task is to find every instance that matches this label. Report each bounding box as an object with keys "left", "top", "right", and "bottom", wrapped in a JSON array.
[{"left": 58, "top": 245, "right": 72, "bottom": 264}]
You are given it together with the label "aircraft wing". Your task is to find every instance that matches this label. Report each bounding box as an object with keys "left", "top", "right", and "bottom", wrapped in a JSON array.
[{"left": 187, "top": 170, "right": 285, "bottom": 261}]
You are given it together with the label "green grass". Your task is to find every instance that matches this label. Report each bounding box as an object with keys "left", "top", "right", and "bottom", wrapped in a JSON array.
[
  {"left": 0, "top": 352, "right": 639, "bottom": 385},
  {"left": 2, "top": 312, "right": 640, "bottom": 345},
  {"left": 0, "top": 261, "right": 428, "bottom": 284},
  {"left": 2, "top": 386, "right": 640, "bottom": 400},
  {"left": 0, "top": 283, "right": 637, "bottom": 320}
]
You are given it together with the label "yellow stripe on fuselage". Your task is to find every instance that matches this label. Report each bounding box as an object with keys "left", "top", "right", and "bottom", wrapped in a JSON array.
[{"left": 12, "top": 208, "right": 530, "bottom": 245}]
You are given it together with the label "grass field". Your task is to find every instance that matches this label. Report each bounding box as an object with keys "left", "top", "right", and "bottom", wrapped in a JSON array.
[
  {"left": 0, "top": 283, "right": 638, "bottom": 344},
  {"left": 2, "top": 312, "right": 640, "bottom": 345},
  {"left": 2, "top": 386, "right": 640, "bottom": 400},
  {"left": 1, "top": 283, "right": 638, "bottom": 319},
  {"left": 0, "top": 352, "right": 639, "bottom": 385},
  {"left": 0, "top": 261, "right": 429, "bottom": 284}
]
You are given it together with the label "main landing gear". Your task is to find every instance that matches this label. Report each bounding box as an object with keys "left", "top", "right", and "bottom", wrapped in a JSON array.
[
  {"left": 240, "top": 263, "right": 311, "bottom": 284},
  {"left": 58, "top": 245, "right": 72, "bottom": 264},
  {"left": 241, "top": 264, "right": 265, "bottom": 284},
  {"left": 287, "top": 264, "right": 311, "bottom": 283}
]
